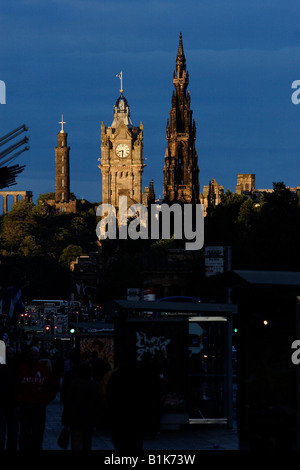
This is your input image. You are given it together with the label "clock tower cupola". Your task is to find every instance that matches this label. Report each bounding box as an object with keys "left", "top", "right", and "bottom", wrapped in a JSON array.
[{"left": 99, "top": 73, "right": 145, "bottom": 207}]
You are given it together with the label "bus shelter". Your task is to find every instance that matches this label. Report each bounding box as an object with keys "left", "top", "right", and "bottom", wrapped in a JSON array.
[{"left": 106, "top": 299, "right": 237, "bottom": 429}]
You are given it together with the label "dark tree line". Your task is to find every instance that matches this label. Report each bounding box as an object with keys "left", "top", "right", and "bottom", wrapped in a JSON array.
[
  {"left": 1, "top": 182, "right": 299, "bottom": 302},
  {"left": 0, "top": 195, "right": 98, "bottom": 300},
  {"left": 205, "top": 182, "right": 300, "bottom": 271}
]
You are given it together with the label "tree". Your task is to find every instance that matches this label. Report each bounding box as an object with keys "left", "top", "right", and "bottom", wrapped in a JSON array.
[
  {"left": 59, "top": 244, "right": 83, "bottom": 269},
  {"left": 36, "top": 192, "right": 55, "bottom": 204},
  {"left": 20, "top": 235, "right": 42, "bottom": 257},
  {"left": 237, "top": 198, "right": 257, "bottom": 229},
  {"left": 205, "top": 190, "right": 247, "bottom": 246},
  {"left": 0, "top": 200, "right": 40, "bottom": 254}
]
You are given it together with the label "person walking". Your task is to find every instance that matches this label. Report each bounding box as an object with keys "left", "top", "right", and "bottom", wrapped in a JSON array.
[
  {"left": 106, "top": 349, "right": 149, "bottom": 453},
  {"left": 0, "top": 346, "right": 19, "bottom": 451},
  {"left": 15, "top": 345, "right": 57, "bottom": 450},
  {"left": 62, "top": 361, "right": 101, "bottom": 450}
]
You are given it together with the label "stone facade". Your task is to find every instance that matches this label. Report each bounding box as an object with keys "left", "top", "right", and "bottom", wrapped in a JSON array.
[
  {"left": 45, "top": 120, "right": 77, "bottom": 214},
  {"left": 142, "top": 179, "right": 155, "bottom": 206},
  {"left": 236, "top": 174, "right": 256, "bottom": 194},
  {"left": 163, "top": 33, "right": 200, "bottom": 204},
  {"left": 44, "top": 199, "right": 77, "bottom": 214},
  {"left": 0, "top": 190, "right": 33, "bottom": 214},
  {"left": 99, "top": 93, "right": 145, "bottom": 208},
  {"left": 55, "top": 128, "right": 70, "bottom": 203},
  {"left": 200, "top": 179, "right": 224, "bottom": 216}
]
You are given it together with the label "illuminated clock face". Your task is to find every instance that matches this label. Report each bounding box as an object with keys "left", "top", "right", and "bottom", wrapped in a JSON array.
[{"left": 116, "top": 143, "right": 129, "bottom": 158}]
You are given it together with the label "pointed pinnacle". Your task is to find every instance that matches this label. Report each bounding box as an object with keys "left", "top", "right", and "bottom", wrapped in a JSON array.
[{"left": 176, "top": 32, "right": 186, "bottom": 72}]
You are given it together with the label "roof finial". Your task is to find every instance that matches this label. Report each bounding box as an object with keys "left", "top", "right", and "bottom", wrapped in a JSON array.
[
  {"left": 59, "top": 114, "right": 66, "bottom": 133},
  {"left": 179, "top": 32, "right": 183, "bottom": 44},
  {"left": 176, "top": 32, "right": 186, "bottom": 76},
  {"left": 116, "top": 71, "right": 123, "bottom": 95},
  {"left": 177, "top": 33, "right": 185, "bottom": 59}
]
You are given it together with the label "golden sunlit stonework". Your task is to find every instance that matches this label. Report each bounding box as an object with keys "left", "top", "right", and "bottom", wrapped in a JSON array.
[
  {"left": 163, "top": 33, "right": 200, "bottom": 205},
  {"left": 99, "top": 89, "right": 145, "bottom": 209}
]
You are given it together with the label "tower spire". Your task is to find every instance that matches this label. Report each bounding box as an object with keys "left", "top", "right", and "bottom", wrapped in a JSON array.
[
  {"left": 59, "top": 114, "right": 66, "bottom": 133},
  {"left": 163, "top": 34, "right": 199, "bottom": 204},
  {"left": 176, "top": 32, "right": 186, "bottom": 78},
  {"left": 55, "top": 118, "right": 70, "bottom": 203}
]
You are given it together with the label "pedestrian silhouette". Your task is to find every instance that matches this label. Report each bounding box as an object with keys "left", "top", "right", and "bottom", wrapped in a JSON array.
[
  {"left": 0, "top": 347, "right": 18, "bottom": 451},
  {"left": 60, "top": 351, "right": 79, "bottom": 405},
  {"left": 62, "top": 360, "right": 101, "bottom": 450},
  {"left": 15, "top": 345, "right": 57, "bottom": 450},
  {"left": 90, "top": 348, "right": 111, "bottom": 384},
  {"left": 141, "top": 351, "right": 164, "bottom": 439},
  {"left": 106, "top": 349, "right": 149, "bottom": 453}
]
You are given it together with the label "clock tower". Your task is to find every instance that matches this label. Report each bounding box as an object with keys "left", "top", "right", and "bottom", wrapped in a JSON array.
[{"left": 99, "top": 74, "right": 145, "bottom": 207}]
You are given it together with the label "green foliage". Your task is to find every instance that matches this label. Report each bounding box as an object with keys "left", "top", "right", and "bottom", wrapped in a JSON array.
[
  {"left": 0, "top": 196, "right": 98, "bottom": 298},
  {"left": 205, "top": 182, "right": 300, "bottom": 270},
  {"left": 150, "top": 238, "right": 175, "bottom": 254},
  {"left": 20, "top": 235, "right": 42, "bottom": 257},
  {"left": 205, "top": 190, "right": 247, "bottom": 246},
  {"left": 59, "top": 244, "right": 83, "bottom": 268},
  {"left": 36, "top": 192, "right": 55, "bottom": 204},
  {"left": 236, "top": 198, "right": 257, "bottom": 229},
  {"left": 0, "top": 200, "right": 41, "bottom": 253},
  {"left": 3, "top": 182, "right": 300, "bottom": 301}
]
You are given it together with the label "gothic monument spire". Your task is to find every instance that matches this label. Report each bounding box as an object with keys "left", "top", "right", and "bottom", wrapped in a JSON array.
[{"left": 163, "top": 33, "right": 199, "bottom": 204}]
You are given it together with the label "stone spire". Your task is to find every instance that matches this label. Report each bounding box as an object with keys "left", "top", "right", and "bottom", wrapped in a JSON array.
[
  {"left": 55, "top": 117, "right": 70, "bottom": 203},
  {"left": 163, "top": 34, "right": 199, "bottom": 204},
  {"left": 176, "top": 32, "right": 186, "bottom": 78}
]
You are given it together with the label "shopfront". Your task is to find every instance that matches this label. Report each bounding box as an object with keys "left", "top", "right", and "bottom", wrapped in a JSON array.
[{"left": 107, "top": 299, "right": 237, "bottom": 428}]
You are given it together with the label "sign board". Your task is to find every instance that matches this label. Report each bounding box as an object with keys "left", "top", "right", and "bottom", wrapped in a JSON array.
[
  {"left": 77, "top": 334, "right": 114, "bottom": 369},
  {"left": 54, "top": 314, "right": 68, "bottom": 334},
  {"left": 205, "top": 246, "right": 225, "bottom": 277},
  {"left": 205, "top": 246, "right": 224, "bottom": 257},
  {"left": 143, "top": 287, "right": 156, "bottom": 301},
  {"left": 127, "top": 288, "right": 140, "bottom": 301},
  {"left": 0, "top": 340, "right": 5, "bottom": 364}
]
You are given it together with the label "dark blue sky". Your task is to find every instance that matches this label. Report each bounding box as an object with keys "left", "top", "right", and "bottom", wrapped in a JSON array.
[{"left": 1, "top": 0, "right": 300, "bottom": 204}]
